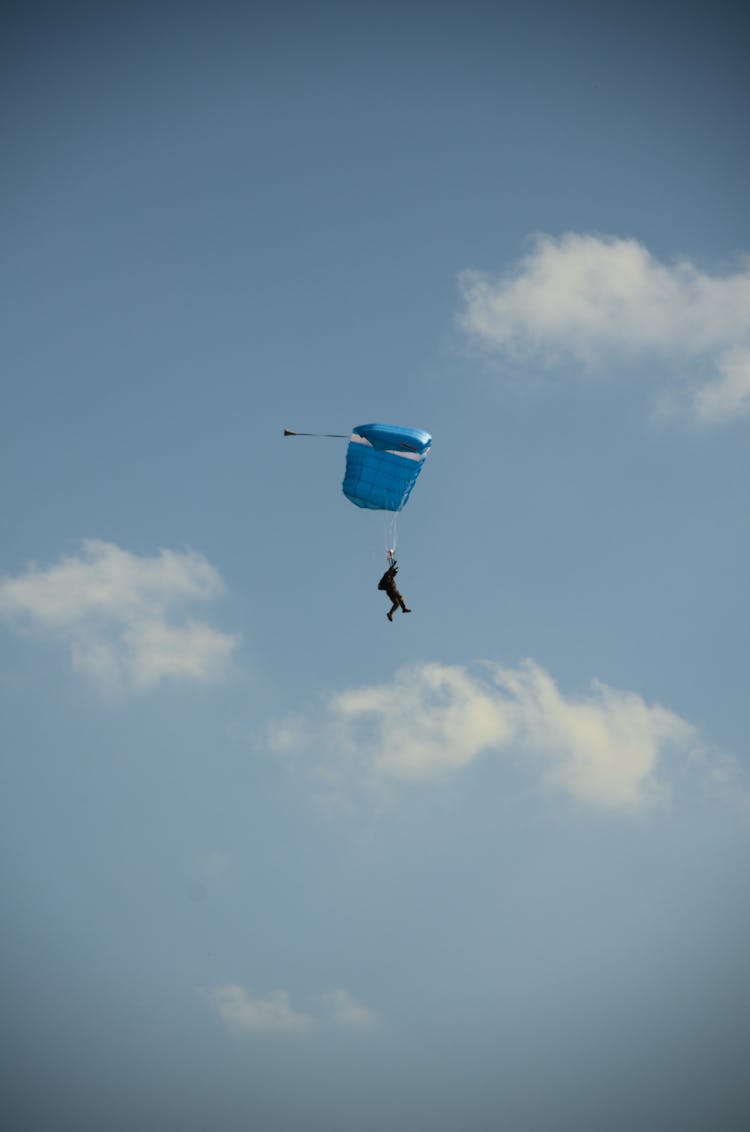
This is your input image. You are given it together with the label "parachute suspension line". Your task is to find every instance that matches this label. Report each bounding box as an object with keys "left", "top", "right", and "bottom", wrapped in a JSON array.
[{"left": 383, "top": 499, "right": 400, "bottom": 566}]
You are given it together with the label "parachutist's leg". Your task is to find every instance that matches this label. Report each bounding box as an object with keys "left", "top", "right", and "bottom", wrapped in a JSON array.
[{"left": 388, "top": 602, "right": 398, "bottom": 621}]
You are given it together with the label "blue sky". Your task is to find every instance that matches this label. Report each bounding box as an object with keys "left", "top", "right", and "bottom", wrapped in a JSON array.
[{"left": 2, "top": 2, "right": 749, "bottom": 1129}]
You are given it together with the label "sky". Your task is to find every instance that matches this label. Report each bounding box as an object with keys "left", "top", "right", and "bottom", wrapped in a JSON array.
[{"left": 1, "top": 1, "right": 749, "bottom": 1129}]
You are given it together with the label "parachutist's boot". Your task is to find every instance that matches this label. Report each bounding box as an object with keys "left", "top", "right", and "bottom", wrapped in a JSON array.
[
  {"left": 403, "top": 608, "right": 411, "bottom": 613},
  {"left": 387, "top": 610, "right": 394, "bottom": 621}
]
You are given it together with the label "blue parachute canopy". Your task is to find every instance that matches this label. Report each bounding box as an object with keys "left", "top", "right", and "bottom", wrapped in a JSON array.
[{"left": 342, "top": 423, "right": 432, "bottom": 512}]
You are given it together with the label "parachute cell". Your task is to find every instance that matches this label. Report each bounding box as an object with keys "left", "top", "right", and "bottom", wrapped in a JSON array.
[{"left": 342, "top": 423, "right": 432, "bottom": 512}]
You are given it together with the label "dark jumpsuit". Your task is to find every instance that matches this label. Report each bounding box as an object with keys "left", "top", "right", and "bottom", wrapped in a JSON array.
[{"left": 378, "top": 566, "right": 410, "bottom": 619}]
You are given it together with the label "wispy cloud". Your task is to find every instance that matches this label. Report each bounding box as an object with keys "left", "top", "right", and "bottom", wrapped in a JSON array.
[
  {"left": 319, "top": 988, "right": 379, "bottom": 1030},
  {"left": 269, "top": 660, "right": 712, "bottom": 810},
  {"left": 0, "top": 540, "right": 239, "bottom": 692},
  {"left": 204, "top": 985, "right": 378, "bottom": 1035},
  {"left": 459, "top": 233, "right": 750, "bottom": 423},
  {"left": 204, "top": 987, "right": 315, "bottom": 1034}
]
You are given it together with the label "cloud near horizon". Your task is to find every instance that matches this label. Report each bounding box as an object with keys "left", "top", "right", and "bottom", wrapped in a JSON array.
[
  {"left": 318, "top": 988, "right": 379, "bottom": 1030},
  {"left": 204, "top": 987, "right": 315, "bottom": 1035},
  {"left": 204, "top": 985, "right": 378, "bottom": 1035},
  {"left": 459, "top": 233, "right": 750, "bottom": 423},
  {"left": 0, "top": 540, "right": 239, "bottom": 692},
  {"left": 269, "top": 660, "right": 706, "bottom": 810}
]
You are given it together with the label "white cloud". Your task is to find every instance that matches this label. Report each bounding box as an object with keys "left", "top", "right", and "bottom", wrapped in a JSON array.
[
  {"left": 204, "top": 985, "right": 378, "bottom": 1035},
  {"left": 271, "top": 660, "right": 701, "bottom": 810},
  {"left": 266, "top": 714, "right": 309, "bottom": 754},
  {"left": 459, "top": 233, "right": 750, "bottom": 423},
  {"left": 0, "top": 540, "right": 239, "bottom": 692},
  {"left": 691, "top": 348, "right": 750, "bottom": 423},
  {"left": 204, "top": 987, "right": 315, "bottom": 1034},
  {"left": 319, "top": 988, "right": 379, "bottom": 1030},
  {"left": 330, "top": 663, "right": 514, "bottom": 780},
  {"left": 495, "top": 662, "right": 693, "bottom": 808},
  {"left": 123, "top": 618, "right": 236, "bottom": 688}
]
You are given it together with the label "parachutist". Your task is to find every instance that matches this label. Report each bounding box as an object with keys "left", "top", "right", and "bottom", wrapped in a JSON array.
[{"left": 378, "top": 563, "right": 411, "bottom": 621}]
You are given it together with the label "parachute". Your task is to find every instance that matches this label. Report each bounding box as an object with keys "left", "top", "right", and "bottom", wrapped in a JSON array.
[
  {"left": 342, "top": 423, "right": 432, "bottom": 560},
  {"left": 284, "top": 421, "right": 432, "bottom": 563}
]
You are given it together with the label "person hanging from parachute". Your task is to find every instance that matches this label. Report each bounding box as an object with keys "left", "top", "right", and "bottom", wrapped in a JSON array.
[
  {"left": 284, "top": 422, "right": 431, "bottom": 618},
  {"left": 377, "top": 559, "right": 411, "bottom": 621}
]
